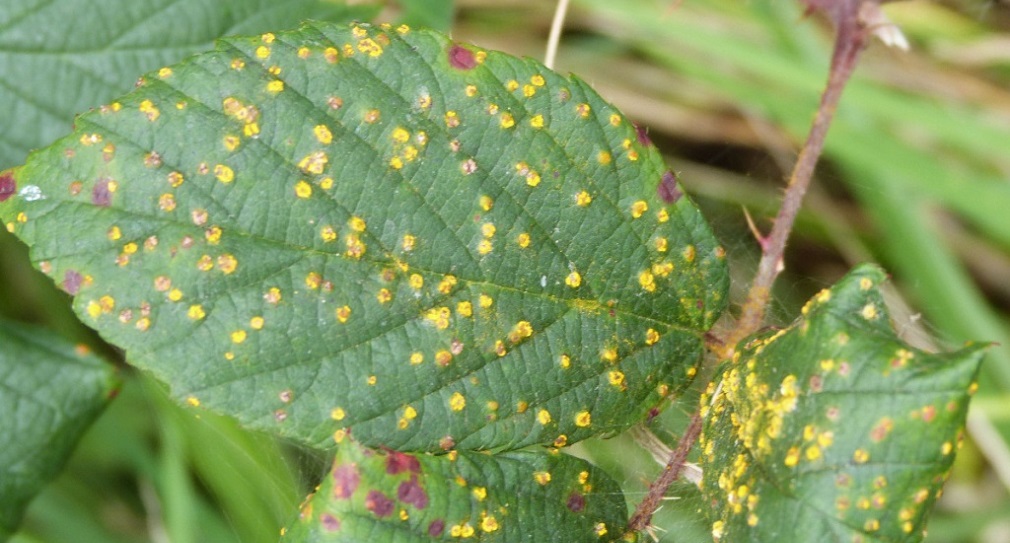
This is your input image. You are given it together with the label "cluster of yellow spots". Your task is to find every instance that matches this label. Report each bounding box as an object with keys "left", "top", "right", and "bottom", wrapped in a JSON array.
[
  {"left": 516, "top": 232, "right": 531, "bottom": 249},
  {"left": 305, "top": 272, "right": 322, "bottom": 290},
  {"left": 507, "top": 320, "right": 533, "bottom": 343},
  {"left": 335, "top": 305, "right": 352, "bottom": 323},
  {"left": 861, "top": 303, "right": 879, "bottom": 320},
  {"left": 537, "top": 409, "right": 552, "bottom": 425},
  {"left": 565, "top": 271, "right": 582, "bottom": 288},
  {"left": 576, "top": 103, "right": 591, "bottom": 118},
  {"left": 214, "top": 164, "right": 234, "bottom": 184},
  {"left": 515, "top": 161, "right": 541, "bottom": 187},
  {"left": 158, "top": 193, "right": 176, "bottom": 212},
  {"left": 500, "top": 112, "right": 515, "bottom": 129},
  {"left": 250, "top": 316, "right": 264, "bottom": 330},
  {"left": 435, "top": 350, "right": 453, "bottom": 367},
  {"left": 376, "top": 288, "right": 392, "bottom": 304},
  {"left": 297, "top": 151, "right": 329, "bottom": 175},
  {"left": 167, "top": 171, "right": 184, "bottom": 188},
  {"left": 397, "top": 405, "right": 418, "bottom": 429},
  {"left": 477, "top": 239, "right": 493, "bottom": 256},
  {"left": 187, "top": 304, "right": 206, "bottom": 321},
  {"left": 320, "top": 225, "right": 338, "bottom": 242},
  {"left": 457, "top": 301, "right": 473, "bottom": 317},
  {"left": 479, "top": 294, "right": 493, "bottom": 309},
  {"left": 594, "top": 522, "right": 608, "bottom": 537},
  {"left": 533, "top": 471, "right": 551, "bottom": 485},
  {"left": 438, "top": 275, "right": 457, "bottom": 294},
  {"left": 621, "top": 139, "right": 640, "bottom": 161},
  {"left": 494, "top": 340, "right": 507, "bottom": 357},
  {"left": 409, "top": 273, "right": 424, "bottom": 290},
  {"left": 608, "top": 370, "right": 625, "bottom": 389},
  {"left": 638, "top": 270, "right": 656, "bottom": 292},
  {"left": 264, "top": 287, "right": 283, "bottom": 305},
  {"left": 345, "top": 233, "right": 366, "bottom": 259},
  {"left": 139, "top": 99, "right": 160, "bottom": 122},
  {"left": 425, "top": 306, "right": 451, "bottom": 330},
  {"left": 86, "top": 295, "right": 116, "bottom": 318},
  {"left": 449, "top": 391, "right": 466, "bottom": 411},
  {"left": 530, "top": 114, "right": 545, "bottom": 129},
  {"left": 629, "top": 200, "right": 648, "bottom": 219},
  {"left": 230, "top": 329, "right": 247, "bottom": 344},
  {"left": 645, "top": 328, "right": 661, "bottom": 346},
  {"left": 222, "top": 96, "right": 261, "bottom": 137},
  {"left": 575, "top": 410, "right": 592, "bottom": 428},
  {"left": 217, "top": 254, "right": 238, "bottom": 274},
  {"left": 401, "top": 234, "right": 416, "bottom": 252},
  {"left": 575, "top": 190, "right": 593, "bottom": 207}
]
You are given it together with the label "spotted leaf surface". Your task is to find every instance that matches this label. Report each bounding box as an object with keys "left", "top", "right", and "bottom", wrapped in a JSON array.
[
  {"left": 699, "top": 264, "right": 985, "bottom": 542},
  {"left": 0, "top": 22, "right": 727, "bottom": 452},
  {"left": 0, "top": 319, "right": 117, "bottom": 539},
  {"left": 0, "top": 0, "right": 380, "bottom": 170},
  {"left": 283, "top": 438, "right": 630, "bottom": 542}
]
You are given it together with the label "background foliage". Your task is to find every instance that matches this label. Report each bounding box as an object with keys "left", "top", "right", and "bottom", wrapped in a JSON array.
[{"left": 2, "top": 1, "right": 1009, "bottom": 542}]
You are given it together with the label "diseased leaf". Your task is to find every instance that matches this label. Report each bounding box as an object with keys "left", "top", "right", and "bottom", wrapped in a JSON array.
[
  {"left": 283, "top": 437, "right": 629, "bottom": 542},
  {"left": 0, "top": 318, "right": 118, "bottom": 540},
  {"left": 0, "top": 22, "right": 727, "bottom": 452},
  {"left": 0, "top": 0, "right": 381, "bottom": 170},
  {"left": 699, "top": 264, "right": 985, "bottom": 542}
]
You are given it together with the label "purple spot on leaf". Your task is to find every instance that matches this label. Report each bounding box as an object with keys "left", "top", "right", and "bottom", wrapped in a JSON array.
[
  {"left": 62, "top": 270, "right": 83, "bottom": 295},
  {"left": 567, "top": 492, "right": 586, "bottom": 513},
  {"left": 398, "top": 476, "right": 429, "bottom": 509},
  {"left": 320, "top": 513, "right": 341, "bottom": 532},
  {"left": 92, "top": 179, "right": 112, "bottom": 207},
  {"left": 635, "top": 124, "right": 652, "bottom": 146},
  {"left": 365, "top": 490, "right": 395, "bottom": 517},
  {"left": 332, "top": 464, "right": 360, "bottom": 499},
  {"left": 658, "top": 171, "right": 682, "bottom": 204},
  {"left": 386, "top": 450, "right": 421, "bottom": 475},
  {"left": 448, "top": 44, "right": 477, "bottom": 70},
  {"left": 428, "top": 519, "right": 445, "bottom": 537},
  {"left": 0, "top": 171, "right": 15, "bottom": 202}
]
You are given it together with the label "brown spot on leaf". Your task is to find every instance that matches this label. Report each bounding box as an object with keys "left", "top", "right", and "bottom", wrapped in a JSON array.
[
  {"left": 320, "top": 513, "right": 340, "bottom": 532},
  {"left": 386, "top": 450, "right": 421, "bottom": 475},
  {"left": 567, "top": 492, "right": 586, "bottom": 513},
  {"left": 92, "top": 179, "right": 113, "bottom": 207},
  {"left": 658, "top": 171, "right": 681, "bottom": 204},
  {"left": 448, "top": 44, "right": 477, "bottom": 70},
  {"left": 0, "top": 170, "right": 15, "bottom": 202},
  {"left": 635, "top": 123, "right": 652, "bottom": 146},
  {"left": 332, "top": 464, "right": 360, "bottom": 499},
  {"left": 62, "top": 270, "right": 83, "bottom": 295},
  {"left": 365, "top": 490, "right": 395, "bottom": 517},
  {"left": 398, "top": 476, "right": 429, "bottom": 509}
]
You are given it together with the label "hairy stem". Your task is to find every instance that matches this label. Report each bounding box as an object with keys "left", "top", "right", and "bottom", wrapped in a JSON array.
[
  {"left": 724, "top": 6, "right": 869, "bottom": 353},
  {"left": 629, "top": 3, "right": 875, "bottom": 534},
  {"left": 626, "top": 410, "right": 704, "bottom": 533}
]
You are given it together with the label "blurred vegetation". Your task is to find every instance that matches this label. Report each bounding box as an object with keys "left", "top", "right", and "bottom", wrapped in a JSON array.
[{"left": 4, "top": 0, "right": 1010, "bottom": 541}]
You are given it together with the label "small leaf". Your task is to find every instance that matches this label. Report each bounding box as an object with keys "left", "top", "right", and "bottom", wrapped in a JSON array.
[
  {"left": 699, "top": 264, "right": 985, "bottom": 542},
  {"left": 0, "top": 318, "right": 118, "bottom": 539},
  {"left": 283, "top": 438, "right": 629, "bottom": 542},
  {"left": 0, "top": 22, "right": 727, "bottom": 452}
]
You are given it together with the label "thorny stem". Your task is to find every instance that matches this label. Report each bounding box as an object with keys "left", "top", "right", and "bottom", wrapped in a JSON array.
[
  {"left": 722, "top": 4, "right": 870, "bottom": 355},
  {"left": 627, "top": 410, "right": 704, "bottom": 533},
  {"left": 629, "top": 2, "right": 875, "bottom": 535}
]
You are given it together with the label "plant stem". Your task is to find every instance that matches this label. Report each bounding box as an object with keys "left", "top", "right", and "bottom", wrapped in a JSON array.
[
  {"left": 626, "top": 410, "right": 704, "bottom": 533},
  {"left": 723, "top": 6, "right": 869, "bottom": 353},
  {"left": 628, "top": 3, "right": 874, "bottom": 534}
]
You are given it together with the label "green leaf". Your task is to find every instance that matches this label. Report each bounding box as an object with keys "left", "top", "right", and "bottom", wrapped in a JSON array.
[
  {"left": 0, "top": 318, "right": 117, "bottom": 540},
  {"left": 0, "top": 0, "right": 381, "bottom": 170},
  {"left": 0, "top": 22, "right": 727, "bottom": 452},
  {"left": 283, "top": 438, "right": 629, "bottom": 542},
  {"left": 698, "top": 264, "right": 985, "bottom": 542}
]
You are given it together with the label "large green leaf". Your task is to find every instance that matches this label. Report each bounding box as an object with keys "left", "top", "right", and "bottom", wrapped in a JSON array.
[
  {"left": 0, "top": 22, "right": 728, "bottom": 452},
  {"left": 283, "top": 438, "right": 630, "bottom": 542},
  {"left": 0, "top": 0, "right": 380, "bottom": 170},
  {"left": 0, "top": 318, "right": 117, "bottom": 540},
  {"left": 699, "top": 264, "right": 985, "bottom": 542}
]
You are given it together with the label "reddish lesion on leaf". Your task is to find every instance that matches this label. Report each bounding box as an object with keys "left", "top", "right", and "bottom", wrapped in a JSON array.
[
  {"left": 0, "top": 169, "right": 17, "bottom": 202},
  {"left": 448, "top": 44, "right": 477, "bottom": 70}
]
